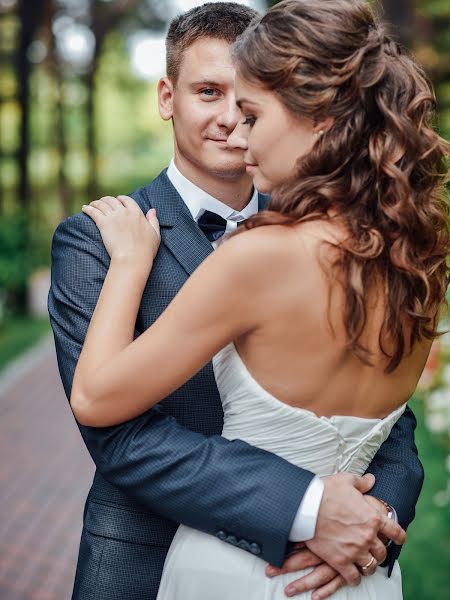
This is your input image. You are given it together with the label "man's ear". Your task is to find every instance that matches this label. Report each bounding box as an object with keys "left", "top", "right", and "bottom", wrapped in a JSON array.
[{"left": 158, "top": 77, "right": 174, "bottom": 121}]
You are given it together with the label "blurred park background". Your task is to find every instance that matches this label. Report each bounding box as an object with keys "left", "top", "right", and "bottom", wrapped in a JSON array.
[{"left": 0, "top": 0, "right": 449, "bottom": 598}]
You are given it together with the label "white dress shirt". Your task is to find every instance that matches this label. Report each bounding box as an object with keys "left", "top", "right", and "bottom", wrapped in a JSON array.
[
  {"left": 167, "top": 159, "right": 258, "bottom": 247},
  {"left": 166, "top": 159, "right": 324, "bottom": 541}
]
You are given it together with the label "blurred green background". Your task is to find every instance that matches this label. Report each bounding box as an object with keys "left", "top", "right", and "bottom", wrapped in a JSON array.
[{"left": 0, "top": 1, "right": 448, "bottom": 598}]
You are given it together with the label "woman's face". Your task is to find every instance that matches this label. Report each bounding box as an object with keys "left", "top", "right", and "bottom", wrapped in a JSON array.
[{"left": 229, "top": 74, "right": 318, "bottom": 193}]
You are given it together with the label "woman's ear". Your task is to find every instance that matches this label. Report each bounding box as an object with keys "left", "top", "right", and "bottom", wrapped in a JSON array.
[
  {"left": 158, "top": 77, "right": 174, "bottom": 121},
  {"left": 312, "top": 116, "right": 335, "bottom": 135}
]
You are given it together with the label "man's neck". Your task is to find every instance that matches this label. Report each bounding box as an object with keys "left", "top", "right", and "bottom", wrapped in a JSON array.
[{"left": 173, "top": 156, "right": 254, "bottom": 212}]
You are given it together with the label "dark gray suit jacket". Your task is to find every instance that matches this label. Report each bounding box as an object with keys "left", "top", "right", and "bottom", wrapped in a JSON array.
[{"left": 48, "top": 170, "right": 424, "bottom": 599}]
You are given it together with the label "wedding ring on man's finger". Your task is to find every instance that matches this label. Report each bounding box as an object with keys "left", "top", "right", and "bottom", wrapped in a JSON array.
[{"left": 358, "top": 556, "right": 376, "bottom": 575}]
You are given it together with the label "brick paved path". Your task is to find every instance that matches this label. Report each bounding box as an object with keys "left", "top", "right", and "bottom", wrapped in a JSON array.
[{"left": 0, "top": 337, "right": 95, "bottom": 599}]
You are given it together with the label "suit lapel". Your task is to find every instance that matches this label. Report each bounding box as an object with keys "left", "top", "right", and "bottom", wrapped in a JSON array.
[
  {"left": 163, "top": 210, "right": 213, "bottom": 276},
  {"left": 141, "top": 173, "right": 271, "bottom": 277},
  {"left": 142, "top": 171, "right": 213, "bottom": 276}
]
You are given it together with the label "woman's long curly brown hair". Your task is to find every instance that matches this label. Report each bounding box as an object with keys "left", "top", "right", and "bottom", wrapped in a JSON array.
[{"left": 233, "top": 0, "right": 450, "bottom": 372}]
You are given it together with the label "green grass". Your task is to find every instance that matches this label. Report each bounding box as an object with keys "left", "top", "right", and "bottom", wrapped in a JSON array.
[
  {"left": 400, "top": 397, "right": 450, "bottom": 600},
  {"left": 0, "top": 315, "right": 51, "bottom": 373}
]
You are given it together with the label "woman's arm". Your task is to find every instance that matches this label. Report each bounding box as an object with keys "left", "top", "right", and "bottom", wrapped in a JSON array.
[
  {"left": 71, "top": 196, "right": 269, "bottom": 427},
  {"left": 49, "top": 207, "right": 315, "bottom": 570}
]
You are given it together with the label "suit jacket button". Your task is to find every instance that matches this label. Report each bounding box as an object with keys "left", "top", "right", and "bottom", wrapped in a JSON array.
[
  {"left": 249, "top": 543, "right": 261, "bottom": 555},
  {"left": 237, "top": 539, "right": 250, "bottom": 551},
  {"left": 226, "top": 535, "right": 237, "bottom": 545},
  {"left": 216, "top": 530, "right": 227, "bottom": 541}
]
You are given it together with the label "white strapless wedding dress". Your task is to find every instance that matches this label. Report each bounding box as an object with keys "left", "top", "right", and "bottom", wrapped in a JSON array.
[{"left": 157, "top": 343, "right": 405, "bottom": 599}]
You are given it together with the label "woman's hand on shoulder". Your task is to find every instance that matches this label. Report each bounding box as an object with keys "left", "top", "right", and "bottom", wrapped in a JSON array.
[{"left": 82, "top": 195, "right": 160, "bottom": 266}]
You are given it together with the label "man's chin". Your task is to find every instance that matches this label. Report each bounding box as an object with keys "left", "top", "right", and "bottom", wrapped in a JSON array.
[{"left": 206, "top": 159, "right": 248, "bottom": 180}]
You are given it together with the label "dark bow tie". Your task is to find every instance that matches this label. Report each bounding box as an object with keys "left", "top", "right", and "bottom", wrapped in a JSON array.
[
  {"left": 197, "top": 210, "right": 228, "bottom": 242},
  {"left": 197, "top": 210, "right": 246, "bottom": 243}
]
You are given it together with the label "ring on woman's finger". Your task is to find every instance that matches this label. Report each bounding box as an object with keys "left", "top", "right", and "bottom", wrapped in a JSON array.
[{"left": 357, "top": 556, "right": 376, "bottom": 576}]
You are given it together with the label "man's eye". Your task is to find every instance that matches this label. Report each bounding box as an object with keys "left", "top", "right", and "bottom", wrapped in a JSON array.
[
  {"left": 201, "top": 88, "right": 219, "bottom": 97},
  {"left": 242, "top": 116, "right": 256, "bottom": 127}
]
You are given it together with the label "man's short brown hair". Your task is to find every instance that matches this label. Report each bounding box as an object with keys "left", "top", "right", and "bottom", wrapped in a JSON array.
[{"left": 166, "top": 2, "right": 258, "bottom": 83}]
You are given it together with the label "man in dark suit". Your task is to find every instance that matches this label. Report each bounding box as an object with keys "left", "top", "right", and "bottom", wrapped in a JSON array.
[{"left": 48, "top": 3, "right": 423, "bottom": 599}]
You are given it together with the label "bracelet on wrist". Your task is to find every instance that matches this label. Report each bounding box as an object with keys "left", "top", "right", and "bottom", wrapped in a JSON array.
[
  {"left": 374, "top": 497, "right": 397, "bottom": 548},
  {"left": 376, "top": 498, "right": 393, "bottom": 519}
]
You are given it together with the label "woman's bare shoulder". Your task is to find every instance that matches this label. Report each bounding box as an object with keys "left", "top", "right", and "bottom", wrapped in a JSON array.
[
  {"left": 292, "top": 217, "right": 346, "bottom": 245},
  {"left": 221, "top": 220, "right": 344, "bottom": 268},
  {"left": 217, "top": 224, "right": 303, "bottom": 274}
]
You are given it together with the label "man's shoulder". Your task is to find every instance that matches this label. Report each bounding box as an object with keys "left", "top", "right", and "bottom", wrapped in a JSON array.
[
  {"left": 129, "top": 169, "right": 171, "bottom": 208},
  {"left": 55, "top": 210, "right": 96, "bottom": 239}
]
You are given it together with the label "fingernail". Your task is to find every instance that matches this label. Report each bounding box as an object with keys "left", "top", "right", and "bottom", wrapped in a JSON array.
[{"left": 285, "top": 586, "right": 296, "bottom": 597}]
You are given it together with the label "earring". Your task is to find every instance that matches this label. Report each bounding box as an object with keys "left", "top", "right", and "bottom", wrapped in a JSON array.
[{"left": 318, "top": 130, "right": 324, "bottom": 137}]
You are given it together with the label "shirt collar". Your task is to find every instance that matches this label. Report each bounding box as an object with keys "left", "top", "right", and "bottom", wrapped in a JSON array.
[{"left": 167, "top": 159, "right": 259, "bottom": 222}]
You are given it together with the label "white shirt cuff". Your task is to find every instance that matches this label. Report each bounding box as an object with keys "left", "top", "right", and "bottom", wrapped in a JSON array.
[{"left": 289, "top": 476, "right": 324, "bottom": 541}]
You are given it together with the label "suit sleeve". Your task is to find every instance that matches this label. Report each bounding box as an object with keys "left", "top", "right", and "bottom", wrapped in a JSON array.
[
  {"left": 365, "top": 406, "right": 424, "bottom": 571},
  {"left": 48, "top": 213, "right": 314, "bottom": 568}
]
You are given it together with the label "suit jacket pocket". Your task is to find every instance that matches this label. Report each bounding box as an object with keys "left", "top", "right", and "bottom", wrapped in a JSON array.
[{"left": 85, "top": 499, "right": 179, "bottom": 547}]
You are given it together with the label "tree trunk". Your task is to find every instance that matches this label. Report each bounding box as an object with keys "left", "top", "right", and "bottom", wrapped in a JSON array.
[
  {"left": 84, "top": 0, "right": 140, "bottom": 198},
  {"left": 86, "top": 63, "right": 98, "bottom": 199},
  {"left": 16, "top": 0, "right": 44, "bottom": 312},
  {"left": 54, "top": 67, "right": 71, "bottom": 219},
  {"left": 17, "top": 1, "right": 31, "bottom": 209}
]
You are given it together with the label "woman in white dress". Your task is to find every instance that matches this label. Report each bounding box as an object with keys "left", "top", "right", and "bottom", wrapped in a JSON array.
[{"left": 70, "top": 0, "right": 449, "bottom": 598}]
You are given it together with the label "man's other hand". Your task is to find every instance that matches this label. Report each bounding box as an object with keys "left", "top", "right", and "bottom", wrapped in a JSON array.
[
  {"left": 305, "top": 473, "right": 406, "bottom": 586},
  {"left": 266, "top": 544, "right": 345, "bottom": 599}
]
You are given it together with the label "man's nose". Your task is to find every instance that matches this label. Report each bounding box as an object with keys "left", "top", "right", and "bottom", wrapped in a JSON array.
[
  {"left": 216, "top": 97, "right": 241, "bottom": 131},
  {"left": 227, "top": 120, "right": 248, "bottom": 151}
]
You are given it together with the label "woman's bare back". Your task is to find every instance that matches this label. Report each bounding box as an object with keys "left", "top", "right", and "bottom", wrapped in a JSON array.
[{"left": 234, "top": 221, "right": 432, "bottom": 419}]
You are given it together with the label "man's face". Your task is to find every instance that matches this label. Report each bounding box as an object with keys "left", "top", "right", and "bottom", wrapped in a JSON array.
[{"left": 159, "top": 37, "right": 246, "bottom": 181}]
